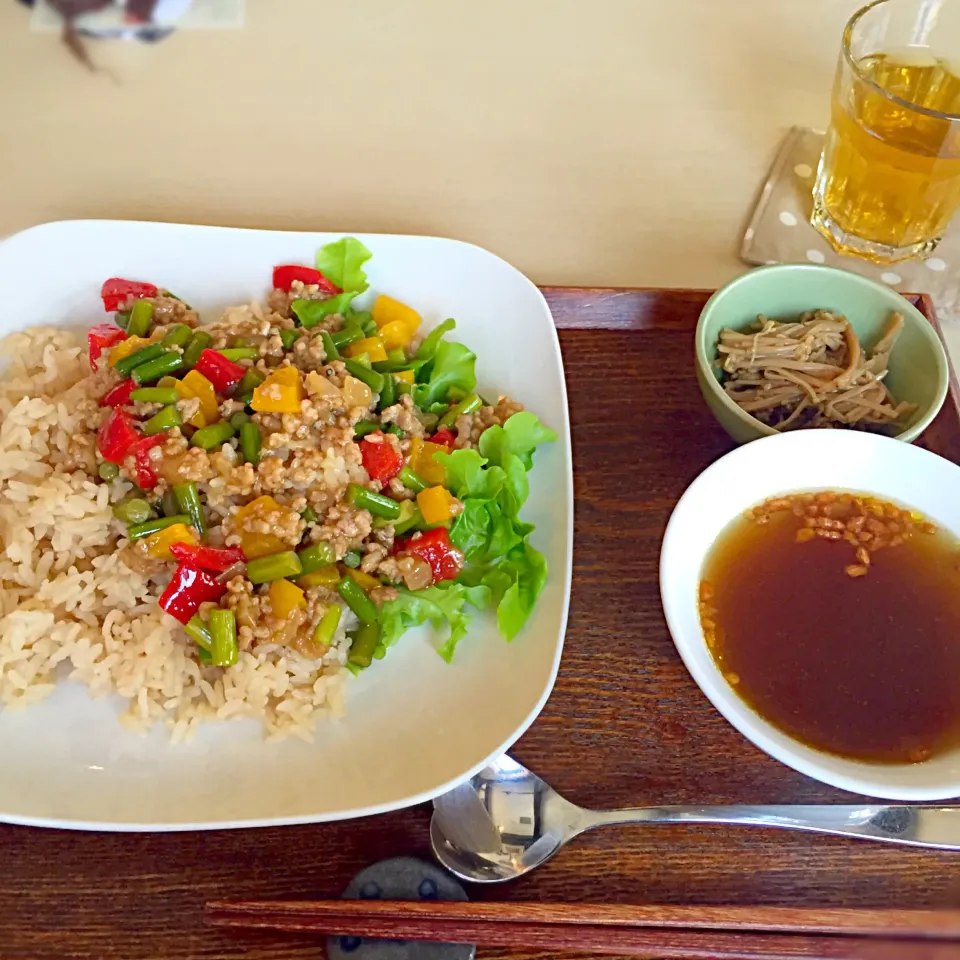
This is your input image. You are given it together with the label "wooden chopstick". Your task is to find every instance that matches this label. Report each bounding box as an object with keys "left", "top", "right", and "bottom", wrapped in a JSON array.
[{"left": 205, "top": 900, "right": 960, "bottom": 959}]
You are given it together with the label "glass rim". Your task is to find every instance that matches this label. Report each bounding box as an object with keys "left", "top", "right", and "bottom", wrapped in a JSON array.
[{"left": 843, "top": 0, "right": 960, "bottom": 122}]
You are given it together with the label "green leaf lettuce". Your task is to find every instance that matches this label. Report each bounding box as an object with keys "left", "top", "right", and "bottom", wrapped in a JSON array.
[{"left": 315, "top": 237, "right": 373, "bottom": 293}]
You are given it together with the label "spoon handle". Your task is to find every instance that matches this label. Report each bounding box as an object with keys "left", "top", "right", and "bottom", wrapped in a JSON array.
[{"left": 583, "top": 804, "right": 960, "bottom": 849}]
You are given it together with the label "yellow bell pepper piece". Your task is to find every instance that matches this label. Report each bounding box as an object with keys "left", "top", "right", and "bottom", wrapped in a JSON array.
[
  {"left": 345, "top": 337, "right": 388, "bottom": 363},
  {"left": 177, "top": 370, "right": 219, "bottom": 428},
  {"left": 341, "top": 566, "right": 381, "bottom": 591},
  {"left": 268, "top": 578, "right": 306, "bottom": 619},
  {"left": 143, "top": 522, "right": 198, "bottom": 560},
  {"left": 373, "top": 295, "right": 421, "bottom": 336},
  {"left": 393, "top": 369, "right": 415, "bottom": 385},
  {"left": 417, "top": 486, "right": 459, "bottom": 526},
  {"left": 251, "top": 366, "right": 304, "bottom": 415},
  {"left": 107, "top": 336, "right": 151, "bottom": 367},
  {"left": 379, "top": 321, "right": 415, "bottom": 351},
  {"left": 296, "top": 564, "right": 341, "bottom": 589},
  {"left": 408, "top": 437, "right": 447, "bottom": 486},
  {"left": 233, "top": 495, "right": 290, "bottom": 559}
]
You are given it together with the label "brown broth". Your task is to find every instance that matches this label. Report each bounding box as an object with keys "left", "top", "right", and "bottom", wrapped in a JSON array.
[{"left": 701, "top": 493, "right": 960, "bottom": 764}]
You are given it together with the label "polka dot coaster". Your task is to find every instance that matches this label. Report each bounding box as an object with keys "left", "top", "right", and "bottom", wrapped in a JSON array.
[
  {"left": 327, "top": 857, "right": 475, "bottom": 960},
  {"left": 741, "top": 125, "right": 960, "bottom": 321}
]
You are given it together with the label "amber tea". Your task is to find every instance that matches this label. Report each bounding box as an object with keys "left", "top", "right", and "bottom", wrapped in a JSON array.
[{"left": 812, "top": 1, "right": 960, "bottom": 263}]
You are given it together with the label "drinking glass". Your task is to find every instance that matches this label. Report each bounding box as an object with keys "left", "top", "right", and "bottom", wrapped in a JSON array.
[{"left": 811, "top": 0, "right": 960, "bottom": 263}]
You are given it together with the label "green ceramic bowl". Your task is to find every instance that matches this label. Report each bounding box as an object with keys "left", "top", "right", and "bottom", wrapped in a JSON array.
[{"left": 695, "top": 263, "right": 949, "bottom": 445}]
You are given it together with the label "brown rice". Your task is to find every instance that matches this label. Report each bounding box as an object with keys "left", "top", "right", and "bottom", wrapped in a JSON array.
[{"left": 0, "top": 326, "right": 351, "bottom": 742}]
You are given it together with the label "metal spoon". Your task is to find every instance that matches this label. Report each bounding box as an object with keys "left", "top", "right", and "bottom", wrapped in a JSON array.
[{"left": 430, "top": 755, "right": 960, "bottom": 883}]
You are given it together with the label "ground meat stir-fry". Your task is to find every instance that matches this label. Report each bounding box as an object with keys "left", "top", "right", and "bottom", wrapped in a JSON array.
[{"left": 89, "top": 272, "right": 525, "bottom": 667}]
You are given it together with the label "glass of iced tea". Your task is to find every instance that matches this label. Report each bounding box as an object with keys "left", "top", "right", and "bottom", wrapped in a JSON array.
[{"left": 811, "top": 0, "right": 960, "bottom": 263}]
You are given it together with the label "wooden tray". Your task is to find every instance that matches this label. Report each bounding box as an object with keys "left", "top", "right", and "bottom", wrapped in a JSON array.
[{"left": 1, "top": 288, "right": 958, "bottom": 960}]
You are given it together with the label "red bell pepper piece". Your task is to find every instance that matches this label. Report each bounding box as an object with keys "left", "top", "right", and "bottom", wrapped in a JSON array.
[
  {"left": 430, "top": 428, "right": 457, "bottom": 450},
  {"left": 100, "top": 379, "right": 138, "bottom": 408},
  {"left": 272, "top": 264, "right": 340, "bottom": 295},
  {"left": 396, "top": 527, "right": 463, "bottom": 584},
  {"left": 128, "top": 435, "right": 164, "bottom": 490},
  {"left": 101, "top": 278, "right": 158, "bottom": 312},
  {"left": 158, "top": 564, "right": 226, "bottom": 624},
  {"left": 192, "top": 349, "right": 247, "bottom": 393},
  {"left": 360, "top": 433, "right": 404, "bottom": 484},
  {"left": 88, "top": 323, "right": 128, "bottom": 371},
  {"left": 169, "top": 542, "right": 245, "bottom": 573},
  {"left": 97, "top": 408, "right": 141, "bottom": 465}
]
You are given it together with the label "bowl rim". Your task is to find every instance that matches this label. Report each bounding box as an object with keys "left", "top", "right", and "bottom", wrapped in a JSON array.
[
  {"left": 694, "top": 263, "right": 950, "bottom": 444},
  {"left": 659, "top": 429, "right": 960, "bottom": 800}
]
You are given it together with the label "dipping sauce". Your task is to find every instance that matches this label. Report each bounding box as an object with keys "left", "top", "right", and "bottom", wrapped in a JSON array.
[{"left": 699, "top": 491, "right": 960, "bottom": 764}]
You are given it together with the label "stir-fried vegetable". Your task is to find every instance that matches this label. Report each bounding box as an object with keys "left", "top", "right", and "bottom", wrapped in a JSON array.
[
  {"left": 126, "top": 299, "right": 155, "bottom": 339},
  {"left": 298, "top": 564, "right": 340, "bottom": 589},
  {"left": 143, "top": 405, "right": 182, "bottom": 435},
  {"left": 417, "top": 486, "right": 460, "bottom": 525},
  {"left": 273, "top": 263, "right": 339, "bottom": 294},
  {"left": 128, "top": 435, "right": 163, "bottom": 490},
  {"left": 130, "top": 387, "right": 180, "bottom": 405},
  {"left": 182, "top": 330, "right": 212, "bottom": 369},
  {"left": 372, "top": 295, "right": 421, "bottom": 339},
  {"left": 346, "top": 483, "right": 401, "bottom": 520},
  {"left": 143, "top": 522, "right": 198, "bottom": 560},
  {"left": 208, "top": 608, "right": 239, "bottom": 667},
  {"left": 269, "top": 578, "right": 306, "bottom": 619},
  {"left": 162, "top": 324, "right": 193, "bottom": 349},
  {"left": 342, "top": 359, "right": 384, "bottom": 395},
  {"left": 112, "top": 498, "right": 153, "bottom": 524},
  {"left": 101, "top": 278, "right": 157, "bottom": 312},
  {"left": 319, "top": 331, "right": 340, "bottom": 361},
  {"left": 127, "top": 514, "right": 192, "bottom": 541},
  {"left": 234, "top": 367, "right": 265, "bottom": 403},
  {"left": 359, "top": 433, "right": 403, "bottom": 484},
  {"left": 251, "top": 366, "right": 303, "bottom": 414},
  {"left": 131, "top": 351, "right": 183, "bottom": 385},
  {"left": 100, "top": 380, "right": 138, "bottom": 408},
  {"left": 345, "top": 337, "right": 388, "bottom": 363},
  {"left": 337, "top": 576, "right": 377, "bottom": 624},
  {"left": 347, "top": 621, "right": 381, "bottom": 667},
  {"left": 88, "top": 324, "right": 127, "bottom": 371},
  {"left": 406, "top": 437, "right": 447, "bottom": 486},
  {"left": 429, "top": 428, "right": 457, "bottom": 450},
  {"left": 232, "top": 496, "right": 288, "bottom": 559},
  {"left": 88, "top": 237, "right": 556, "bottom": 677},
  {"left": 344, "top": 567, "right": 380, "bottom": 591},
  {"left": 247, "top": 550, "right": 303, "bottom": 584},
  {"left": 97, "top": 408, "right": 140, "bottom": 464},
  {"left": 176, "top": 370, "right": 219, "bottom": 426},
  {"left": 169, "top": 541, "right": 243, "bottom": 572},
  {"left": 159, "top": 564, "right": 226, "bottom": 624},
  {"left": 191, "top": 420, "right": 235, "bottom": 450},
  {"left": 193, "top": 349, "right": 246, "bottom": 392},
  {"left": 239, "top": 421, "right": 262, "bottom": 465},
  {"left": 113, "top": 341, "right": 164, "bottom": 377},
  {"left": 440, "top": 393, "right": 481, "bottom": 428},
  {"left": 313, "top": 604, "right": 341, "bottom": 647},
  {"left": 184, "top": 615, "right": 213, "bottom": 650},
  {"left": 397, "top": 527, "right": 463, "bottom": 583},
  {"left": 297, "top": 541, "right": 336, "bottom": 574},
  {"left": 173, "top": 481, "right": 207, "bottom": 535}
]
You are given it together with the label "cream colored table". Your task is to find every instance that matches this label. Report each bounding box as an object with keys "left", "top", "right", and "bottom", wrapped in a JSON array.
[{"left": 1, "top": 0, "right": 957, "bottom": 352}]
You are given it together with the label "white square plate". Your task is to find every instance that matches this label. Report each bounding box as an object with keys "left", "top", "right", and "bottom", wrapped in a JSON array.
[{"left": 0, "top": 221, "right": 572, "bottom": 830}]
